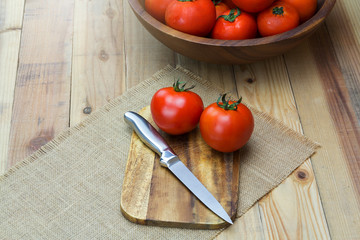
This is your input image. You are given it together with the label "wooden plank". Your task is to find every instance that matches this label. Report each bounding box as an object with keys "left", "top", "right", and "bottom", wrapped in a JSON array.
[
  {"left": 234, "top": 58, "right": 329, "bottom": 239},
  {"left": 285, "top": 27, "right": 360, "bottom": 239},
  {"left": 71, "top": 0, "right": 126, "bottom": 126},
  {"left": 174, "top": 55, "right": 235, "bottom": 92},
  {"left": 325, "top": 0, "right": 360, "bottom": 121},
  {"left": 218, "top": 207, "right": 266, "bottom": 240},
  {"left": 71, "top": 0, "right": 174, "bottom": 126},
  {"left": 6, "top": 0, "right": 74, "bottom": 168},
  {"left": 310, "top": 26, "right": 360, "bottom": 198},
  {"left": 0, "top": 31, "right": 21, "bottom": 174},
  {"left": 0, "top": 0, "right": 25, "bottom": 174},
  {"left": 259, "top": 161, "right": 330, "bottom": 239},
  {"left": 218, "top": 57, "right": 330, "bottom": 238},
  {"left": 0, "top": 0, "right": 25, "bottom": 32},
  {"left": 124, "top": 0, "right": 175, "bottom": 88}
]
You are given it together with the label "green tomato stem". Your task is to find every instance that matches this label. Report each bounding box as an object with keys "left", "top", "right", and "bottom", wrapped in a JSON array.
[
  {"left": 216, "top": 93, "right": 242, "bottom": 110},
  {"left": 212, "top": 0, "right": 222, "bottom": 5},
  {"left": 173, "top": 78, "right": 195, "bottom": 92},
  {"left": 219, "top": 8, "right": 241, "bottom": 22},
  {"left": 273, "top": 6, "right": 284, "bottom": 16}
]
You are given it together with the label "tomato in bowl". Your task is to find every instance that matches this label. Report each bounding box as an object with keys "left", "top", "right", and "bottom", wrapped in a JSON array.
[{"left": 128, "top": 0, "right": 336, "bottom": 64}]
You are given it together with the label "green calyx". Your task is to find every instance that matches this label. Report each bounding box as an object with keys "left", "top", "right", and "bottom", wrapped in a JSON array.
[
  {"left": 178, "top": 0, "right": 193, "bottom": 2},
  {"left": 212, "top": 0, "right": 221, "bottom": 5},
  {"left": 219, "top": 8, "right": 241, "bottom": 22},
  {"left": 272, "top": 6, "right": 284, "bottom": 16},
  {"left": 173, "top": 79, "right": 195, "bottom": 92},
  {"left": 217, "top": 93, "right": 242, "bottom": 110}
]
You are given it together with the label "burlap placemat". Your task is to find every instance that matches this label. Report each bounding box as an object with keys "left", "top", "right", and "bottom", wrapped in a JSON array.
[{"left": 0, "top": 65, "right": 319, "bottom": 239}]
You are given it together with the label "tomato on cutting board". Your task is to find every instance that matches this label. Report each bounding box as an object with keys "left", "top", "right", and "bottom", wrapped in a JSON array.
[
  {"left": 199, "top": 94, "right": 254, "bottom": 152},
  {"left": 257, "top": 1, "right": 300, "bottom": 37},
  {"left": 211, "top": 8, "right": 257, "bottom": 40},
  {"left": 165, "top": 0, "right": 216, "bottom": 37},
  {"left": 151, "top": 80, "right": 204, "bottom": 135}
]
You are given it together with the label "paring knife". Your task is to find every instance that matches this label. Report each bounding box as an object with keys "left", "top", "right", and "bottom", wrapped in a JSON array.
[{"left": 124, "top": 111, "right": 233, "bottom": 225}]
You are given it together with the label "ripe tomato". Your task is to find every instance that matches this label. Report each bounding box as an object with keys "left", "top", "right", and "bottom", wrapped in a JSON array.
[
  {"left": 231, "top": 0, "right": 275, "bottom": 13},
  {"left": 213, "top": 0, "right": 230, "bottom": 19},
  {"left": 211, "top": 8, "right": 257, "bottom": 40},
  {"left": 200, "top": 94, "right": 254, "bottom": 152},
  {"left": 165, "top": 0, "right": 216, "bottom": 37},
  {"left": 257, "top": 1, "right": 300, "bottom": 37},
  {"left": 222, "top": 0, "right": 237, "bottom": 9},
  {"left": 145, "top": 0, "right": 175, "bottom": 23},
  {"left": 281, "top": 0, "right": 317, "bottom": 22},
  {"left": 151, "top": 80, "right": 204, "bottom": 135}
]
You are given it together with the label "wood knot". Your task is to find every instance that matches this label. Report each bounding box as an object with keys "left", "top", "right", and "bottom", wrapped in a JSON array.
[
  {"left": 246, "top": 78, "right": 255, "bottom": 83},
  {"left": 29, "top": 136, "right": 50, "bottom": 151},
  {"left": 106, "top": 8, "right": 116, "bottom": 19},
  {"left": 296, "top": 170, "right": 309, "bottom": 181},
  {"left": 83, "top": 106, "right": 92, "bottom": 114},
  {"left": 98, "top": 50, "right": 109, "bottom": 61}
]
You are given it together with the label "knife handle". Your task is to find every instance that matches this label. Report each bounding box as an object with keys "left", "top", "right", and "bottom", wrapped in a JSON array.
[{"left": 124, "top": 111, "right": 176, "bottom": 167}]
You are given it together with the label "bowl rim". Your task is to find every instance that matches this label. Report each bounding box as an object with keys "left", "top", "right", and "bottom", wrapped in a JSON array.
[{"left": 128, "top": 0, "right": 336, "bottom": 47}]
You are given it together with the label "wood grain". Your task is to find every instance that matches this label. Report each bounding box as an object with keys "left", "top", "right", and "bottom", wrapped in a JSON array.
[
  {"left": 325, "top": 0, "right": 360, "bottom": 122},
  {"left": 0, "top": 0, "right": 24, "bottom": 32},
  {"left": 217, "top": 207, "right": 266, "bottom": 240},
  {"left": 311, "top": 26, "right": 360, "bottom": 196},
  {"left": 6, "top": 0, "right": 74, "bottom": 168},
  {"left": 121, "top": 106, "right": 239, "bottom": 229},
  {"left": 0, "top": 0, "right": 24, "bottom": 174},
  {"left": 71, "top": 0, "right": 126, "bottom": 126},
  {"left": 259, "top": 161, "right": 330, "bottom": 239},
  {"left": 174, "top": 55, "right": 235, "bottom": 91},
  {"left": 285, "top": 29, "right": 360, "bottom": 239},
  {"left": 0, "top": 31, "right": 21, "bottom": 174},
  {"left": 123, "top": 0, "right": 175, "bottom": 88},
  {"left": 222, "top": 57, "right": 329, "bottom": 239}
]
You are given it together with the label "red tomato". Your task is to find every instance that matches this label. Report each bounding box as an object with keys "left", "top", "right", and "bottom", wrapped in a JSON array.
[
  {"left": 200, "top": 94, "right": 254, "bottom": 152},
  {"left": 222, "top": 0, "right": 237, "bottom": 9},
  {"left": 211, "top": 8, "right": 257, "bottom": 40},
  {"left": 151, "top": 80, "right": 204, "bottom": 135},
  {"left": 165, "top": 0, "right": 216, "bottom": 37},
  {"left": 281, "top": 0, "right": 317, "bottom": 22},
  {"left": 257, "top": 1, "right": 300, "bottom": 37},
  {"left": 213, "top": 0, "right": 230, "bottom": 19},
  {"left": 232, "top": 0, "right": 275, "bottom": 13},
  {"left": 145, "top": 0, "right": 175, "bottom": 23}
]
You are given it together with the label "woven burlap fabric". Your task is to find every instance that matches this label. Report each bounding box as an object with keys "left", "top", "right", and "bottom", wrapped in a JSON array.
[{"left": 0, "top": 65, "right": 319, "bottom": 239}]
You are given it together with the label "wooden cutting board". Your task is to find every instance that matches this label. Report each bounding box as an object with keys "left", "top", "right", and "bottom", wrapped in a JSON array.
[{"left": 120, "top": 106, "right": 240, "bottom": 229}]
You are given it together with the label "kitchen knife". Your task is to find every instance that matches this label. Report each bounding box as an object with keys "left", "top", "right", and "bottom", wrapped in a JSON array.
[{"left": 124, "top": 111, "right": 233, "bottom": 225}]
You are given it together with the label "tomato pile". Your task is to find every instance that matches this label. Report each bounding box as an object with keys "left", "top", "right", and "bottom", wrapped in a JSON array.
[
  {"left": 151, "top": 80, "right": 254, "bottom": 152},
  {"left": 145, "top": 0, "right": 317, "bottom": 39}
]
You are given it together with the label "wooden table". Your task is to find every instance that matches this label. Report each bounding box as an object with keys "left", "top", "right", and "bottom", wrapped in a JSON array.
[{"left": 1, "top": 0, "right": 359, "bottom": 239}]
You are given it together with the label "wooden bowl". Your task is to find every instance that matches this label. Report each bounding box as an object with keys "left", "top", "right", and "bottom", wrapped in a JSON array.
[{"left": 128, "top": 0, "right": 336, "bottom": 64}]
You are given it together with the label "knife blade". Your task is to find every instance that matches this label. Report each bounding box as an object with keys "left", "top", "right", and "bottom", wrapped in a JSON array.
[{"left": 124, "top": 111, "right": 233, "bottom": 225}]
